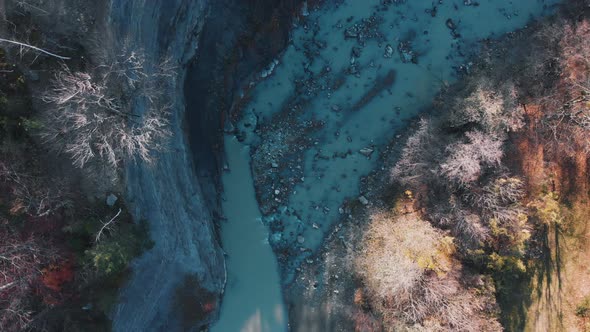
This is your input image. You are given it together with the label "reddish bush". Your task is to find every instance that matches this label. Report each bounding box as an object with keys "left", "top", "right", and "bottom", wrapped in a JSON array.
[
  {"left": 40, "top": 260, "right": 74, "bottom": 297},
  {"left": 351, "top": 308, "right": 381, "bottom": 332},
  {"left": 541, "top": 19, "right": 590, "bottom": 155},
  {"left": 560, "top": 20, "right": 590, "bottom": 87},
  {"left": 0, "top": 228, "right": 57, "bottom": 331}
]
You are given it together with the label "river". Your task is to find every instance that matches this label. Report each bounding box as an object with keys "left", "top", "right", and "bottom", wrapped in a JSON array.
[
  {"left": 210, "top": 0, "right": 561, "bottom": 330},
  {"left": 234, "top": 0, "right": 562, "bottom": 280},
  {"left": 211, "top": 137, "right": 287, "bottom": 332}
]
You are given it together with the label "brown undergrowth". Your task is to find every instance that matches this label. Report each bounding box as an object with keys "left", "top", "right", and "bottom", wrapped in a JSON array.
[
  {"left": 352, "top": 4, "right": 590, "bottom": 331},
  {"left": 511, "top": 105, "right": 590, "bottom": 331}
]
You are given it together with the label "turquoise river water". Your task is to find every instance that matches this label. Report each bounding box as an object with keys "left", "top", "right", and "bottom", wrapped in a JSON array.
[{"left": 213, "top": 0, "right": 561, "bottom": 331}]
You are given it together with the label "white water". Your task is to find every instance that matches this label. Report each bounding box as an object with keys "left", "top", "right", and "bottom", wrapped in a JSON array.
[{"left": 211, "top": 137, "right": 287, "bottom": 332}]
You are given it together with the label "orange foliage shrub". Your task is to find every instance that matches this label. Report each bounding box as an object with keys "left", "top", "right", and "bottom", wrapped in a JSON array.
[
  {"left": 41, "top": 261, "right": 74, "bottom": 293},
  {"left": 560, "top": 20, "right": 590, "bottom": 87},
  {"left": 541, "top": 19, "right": 590, "bottom": 155}
]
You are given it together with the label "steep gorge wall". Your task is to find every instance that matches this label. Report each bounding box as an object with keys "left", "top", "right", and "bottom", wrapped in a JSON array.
[
  {"left": 107, "top": 1, "right": 226, "bottom": 331},
  {"left": 0, "top": 0, "right": 225, "bottom": 330},
  {"left": 113, "top": 0, "right": 304, "bottom": 330},
  {"left": 185, "top": 0, "right": 304, "bottom": 187},
  {"left": 0, "top": 0, "right": 303, "bottom": 330}
]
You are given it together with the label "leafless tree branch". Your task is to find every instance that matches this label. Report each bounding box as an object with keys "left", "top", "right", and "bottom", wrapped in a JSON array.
[
  {"left": 0, "top": 38, "right": 70, "bottom": 60},
  {"left": 95, "top": 208, "right": 122, "bottom": 243}
]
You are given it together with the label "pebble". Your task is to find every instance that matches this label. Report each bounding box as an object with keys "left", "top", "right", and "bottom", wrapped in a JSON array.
[
  {"left": 359, "top": 147, "right": 374, "bottom": 157},
  {"left": 358, "top": 195, "right": 369, "bottom": 205},
  {"left": 106, "top": 194, "right": 118, "bottom": 207},
  {"left": 297, "top": 235, "right": 305, "bottom": 244},
  {"left": 301, "top": 1, "right": 310, "bottom": 16},
  {"left": 383, "top": 44, "right": 394, "bottom": 58},
  {"left": 446, "top": 18, "right": 456, "bottom": 30}
]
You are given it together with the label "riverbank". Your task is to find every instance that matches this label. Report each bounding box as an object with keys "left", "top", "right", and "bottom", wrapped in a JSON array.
[
  {"left": 280, "top": 1, "right": 590, "bottom": 330},
  {"left": 225, "top": 0, "right": 571, "bottom": 330},
  {"left": 107, "top": 2, "right": 228, "bottom": 331},
  {"left": 210, "top": 137, "right": 286, "bottom": 332},
  {"left": 0, "top": 2, "right": 228, "bottom": 330},
  {"left": 233, "top": 0, "right": 561, "bottom": 285}
]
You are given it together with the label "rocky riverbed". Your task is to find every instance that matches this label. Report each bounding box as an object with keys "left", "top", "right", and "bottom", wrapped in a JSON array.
[
  {"left": 234, "top": 0, "right": 559, "bottom": 272},
  {"left": 226, "top": 0, "right": 562, "bottom": 330}
]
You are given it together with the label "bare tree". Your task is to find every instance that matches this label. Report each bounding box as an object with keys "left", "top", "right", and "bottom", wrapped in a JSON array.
[
  {"left": 455, "top": 214, "right": 490, "bottom": 245},
  {"left": 391, "top": 118, "right": 435, "bottom": 186},
  {"left": 355, "top": 211, "right": 451, "bottom": 324},
  {"left": 355, "top": 210, "right": 501, "bottom": 331},
  {"left": 95, "top": 208, "right": 122, "bottom": 243},
  {"left": 0, "top": 162, "right": 71, "bottom": 217},
  {"left": 0, "top": 228, "right": 56, "bottom": 332},
  {"left": 540, "top": 19, "right": 590, "bottom": 155},
  {"left": 461, "top": 176, "right": 526, "bottom": 231},
  {"left": 559, "top": 20, "right": 590, "bottom": 90},
  {"left": 0, "top": 38, "right": 70, "bottom": 60},
  {"left": 449, "top": 82, "right": 523, "bottom": 134},
  {"left": 41, "top": 49, "right": 174, "bottom": 169},
  {"left": 440, "top": 131, "right": 503, "bottom": 186},
  {"left": 464, "top": 176, "right": 523, "bottom": 208}
]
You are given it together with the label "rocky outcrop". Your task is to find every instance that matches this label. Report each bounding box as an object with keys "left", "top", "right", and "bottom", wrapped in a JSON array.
[
  {"left": 113, "top": 0, "right": 304, "bottom": 330},
  {"left": 106, "top": 1, "right": 227, "bottom": 331},
  {"left": 0, "top": 0, "right": 303, "bottom": 330}
]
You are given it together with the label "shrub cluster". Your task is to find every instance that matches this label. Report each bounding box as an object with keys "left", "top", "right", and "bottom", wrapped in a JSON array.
[
  {"left": 355, "top": 209, "right": 501, "bottom": 331},
  {"left": 354, "top": 17, "right": 590, "bottom": 331},
  {"left": 41, "top": 49, "right": 174, "bottom": 169}
]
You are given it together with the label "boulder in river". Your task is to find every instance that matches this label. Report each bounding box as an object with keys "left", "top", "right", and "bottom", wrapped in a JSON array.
[
  {"left": 397, "top": 41, "right": 417, "bottom": 63},
  {"left": 359, "top": 147, "right": 374, "bottom": 157},
  {"left": 358, "top": 195, "right": 369, "bottom": 205},
  {"left": 383, "top": 44, "right": 394, "bottom": 58}
]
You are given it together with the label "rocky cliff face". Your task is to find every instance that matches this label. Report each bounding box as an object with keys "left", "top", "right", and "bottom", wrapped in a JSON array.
[
  {"left": 113, "top": 0, "right": 303, "bottom": 330},
  {"left": 0, "top": 0, "right": 302, "bottom": 330},
  {"left": 107, "top": 1, "right": 227, "bottom": 331},
  {"left": 0, "top": 0, "right": 225, "bottom": 330}
]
